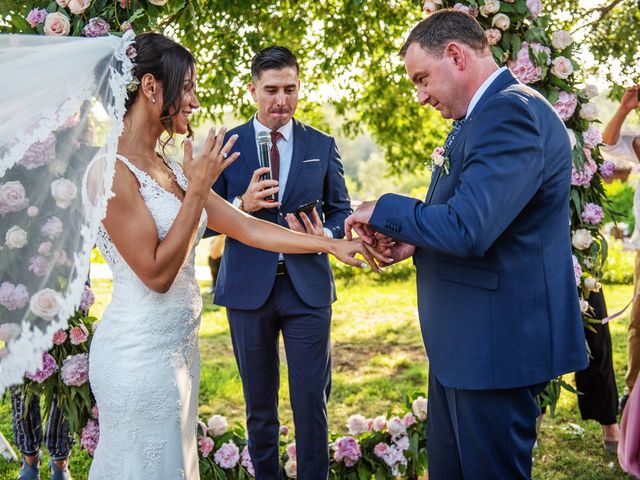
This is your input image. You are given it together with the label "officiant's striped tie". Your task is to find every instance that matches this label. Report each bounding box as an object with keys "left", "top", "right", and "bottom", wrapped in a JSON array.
[{"left": 444, "top": 118, "right": 466, "bottom": 152}]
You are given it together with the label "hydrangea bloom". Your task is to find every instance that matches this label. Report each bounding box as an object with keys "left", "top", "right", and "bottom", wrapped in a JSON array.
[
  {"left": 18, "top": 135, "right": 56, "bottom": 170},
  {"left": 0, "top": 282, "right": 29, "bottom": 311},
  {"left": 552, "top": 91, "right": 577, "bottom": 121},
  {"left": 61, "top": 353, "right": 89, "bottom": 386},
  {"left": 26, "top": 352, "right": 57, "bottom": 383},
  {"left": 81, "top": 418, "right": 100, "bottom": 456},
  {"left": 26, "top": 8, "right": 47, "bottom": 28},
  {"left": 582, "top": 203, "right": 603, "bottom": 225},
  {"left": 214, "top": 441, "right": 240, "bottom": 469},
  {"left": 333, "top": 436, "right": 361, "bottom": 467},
  {"left": 82, "top": 17, "right": 110, "bottom": 37},
  {"left": 241, "top": 445, "right": 255, "bottom": 476}
]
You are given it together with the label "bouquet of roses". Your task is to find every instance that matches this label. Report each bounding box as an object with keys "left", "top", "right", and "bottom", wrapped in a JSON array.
[{"left": 18, "top": 284, "right": 96, "bottom": 436}]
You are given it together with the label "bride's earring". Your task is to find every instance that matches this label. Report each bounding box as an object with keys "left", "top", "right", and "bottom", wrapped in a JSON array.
[{"left": 151, "top": 96, "right": 156, "bottom": 103}]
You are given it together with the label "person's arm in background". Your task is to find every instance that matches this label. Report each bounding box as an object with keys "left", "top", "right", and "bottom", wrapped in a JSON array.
[{"left": 603, "top": 85, "right": 639, "bottom": 148}]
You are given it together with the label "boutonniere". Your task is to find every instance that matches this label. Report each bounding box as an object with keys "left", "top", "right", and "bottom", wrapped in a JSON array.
[{"left": 430, "top": 146, "right": 450, "bottom": 175}]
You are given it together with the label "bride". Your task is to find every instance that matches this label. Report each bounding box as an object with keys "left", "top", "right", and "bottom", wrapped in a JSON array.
[{"left": 87, "top": 32, "right": 380, "bottom": 480}]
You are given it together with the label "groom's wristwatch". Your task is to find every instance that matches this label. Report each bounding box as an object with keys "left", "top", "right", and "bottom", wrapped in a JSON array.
[{"left": 233, "top": 195, "right": 245, "bottom": 212}]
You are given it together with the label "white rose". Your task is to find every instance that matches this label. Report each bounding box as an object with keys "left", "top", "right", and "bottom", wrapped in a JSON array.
[
  {"left": 0, "top": 323, "right": 21, "bottom": 342},
  {"left": 551, "top": 30, "right": 574, "bottom": 50},
  {"left": 29, "top": 288, "right": 62, "bottom": 321},
  {"left": 551, "top": 56, "right": 574, "bottom": 79},
  {"left": 583, "top": 276, "right": 601, "bottom": 291},
  {"left": 48, "top": 159, "right": 67, "bottom": 176},
  {"left": 571, "top": 229, "right": 593, "bottom": 250},
  {"left": 0, "top": 181, "right": 29, "bottom": 213},
  {"left": 480, "top": 0, "right": 500, "bottom": 16},
  {"left": 579, "top": 102, "right": 599, "bottom": 122},
  {"left": 492, "top": 13, "right": 510, "bottom": 30},
  {"left": 50, "top": 178, "right": 77, "bottom": 209},
  {"left": 431, "top": 147, "right": 445, "bottom": 167},
  {"left": 38, "top": 242, "right": 53, "bottom": 256},
  {"left": 347, "top": 414, "right": 369, "bottom": 436},
  {"left": 412, "top": 396, "right": 428, "bottom": 421},
  {"left": 584, "top": 84, "right": 599, "bottom": 99},
  {"left": 372, "top": 415, "right": 387, "bottom": 432},
  {"left": 206, "top": 414, "right": 228, "bottom": 437},
  {"left": 387, "top": 416, "right": 407, "bottom": 438},
  {"left": 148, "top": 0, "right": 168, "bottom": 5},
  {"left": 566, "top": 128, "right": 576, "bottom": 149},
  {"left": 284, "top": 460, "right": 297, "bottom": 478},
  {"left": 43, "top": 12, "right": 70, "bottom": 36},
  {"left": 56, "top": 0, "right": 70, "bottom": 6},
  {"left": 6, "top": 226, "right": 27, "bottom": 249},
  {"left": 68, "top": 0, "right": 91, "bottom": 14}
]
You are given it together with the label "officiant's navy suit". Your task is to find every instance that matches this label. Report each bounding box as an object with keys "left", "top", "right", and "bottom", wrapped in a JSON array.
[
  {"left": 370, "top": 69, "right": 588, "bottom": 479},
  {"left": 209, "top": 117, "right": 351, "bottom": 480}
]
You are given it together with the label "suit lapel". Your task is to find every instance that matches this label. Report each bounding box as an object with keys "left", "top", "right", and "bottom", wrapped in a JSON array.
[
  {"left": 425, "top": 166, "right": 442, "bottom": 204},
  {"left": 240, "top": 120, "right": 260, "bottom": 173},
  {"left": 281, "top": 119, "right": 306, "bottom": 206}
]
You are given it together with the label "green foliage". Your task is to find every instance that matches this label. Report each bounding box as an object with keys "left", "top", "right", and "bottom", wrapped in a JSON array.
[
  {"left": 601, "top": 238, "right": 634, "bottom": 284},
  {"left": 603, "top": 178, "right": 635, "bottom": 233}
]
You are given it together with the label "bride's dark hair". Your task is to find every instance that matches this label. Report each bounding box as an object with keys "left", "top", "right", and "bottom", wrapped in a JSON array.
[{"left": 125, "top": 32, "right": 196, "bottom": 140}]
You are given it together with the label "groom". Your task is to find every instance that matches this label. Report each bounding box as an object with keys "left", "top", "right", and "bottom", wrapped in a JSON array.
[{"left": 346, "top": 10, "right": 588, "bottom": 479}]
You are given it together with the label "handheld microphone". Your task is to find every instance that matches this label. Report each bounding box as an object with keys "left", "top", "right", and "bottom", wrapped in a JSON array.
[{"left": 257, "top": 131, "right": 277, "bottom": 202}]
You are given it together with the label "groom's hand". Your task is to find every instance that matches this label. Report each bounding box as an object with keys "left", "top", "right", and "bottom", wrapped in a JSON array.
[
  {"left": 373, "top": 235, "right": 416, "bottom": 267},
  {"left": 345, "top": 200, "right": 377, "bottom": 244}
]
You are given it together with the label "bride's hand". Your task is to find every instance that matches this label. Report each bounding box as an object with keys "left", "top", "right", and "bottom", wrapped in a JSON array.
[
  {"left": 183, "top": 127, "right": 240, "bottom": 193},
  {"left": 329, "top": 238, "right": 390, "bottom": 273}
]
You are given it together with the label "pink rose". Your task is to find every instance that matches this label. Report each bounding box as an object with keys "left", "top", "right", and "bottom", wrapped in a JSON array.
[
  {"left": 68, "top": 0, "right": 92, "bottom": 15},
  {"left": 508, "top": 42, "right": 544, "bottom": 84},
  {"left": 374, "top": 442, "right": 389, "bottom": 458},
  {"left": 52, "top": 329, "right": 67, "bottom": 345},
  {"left": 70, "top": 324, "right": 89, "bottom": 345},
  {"left": 403, "top": 412, "right": 417, "bottom": 427},
  {"left": 50, "top": 178, "right": 77, "bottom": 209},
  {"left": 198, "top": 436, "right": 214, "bottom": 457},
  {"left": 485, "top": 28, "right": 502, "bottom": 46},
  {"left": 286, "top": 442, "right": 297, "bottom": 460},
  {"left": 29, "top": 288, "right": 62, "bottom": 321},
  {"left": 372, "top": 415, "right": 387, "bottom": 432},
  {"left": 0, "top": 181, "right": 29, "bottom": 216},
  {"left": 56, "top": 0, "right": 70, "bottom": 7},
  {"left": 280, "top": 425, "right": 290, "bottom": 436},
  {"left": 552, "top": 91, "right": 577, "bottom": 121},
  {"left": 44, "top": 12, "right": 71, "bottom": 36},
  {"left": 551, "top": 56, "right": 573, "bottom": 79}
]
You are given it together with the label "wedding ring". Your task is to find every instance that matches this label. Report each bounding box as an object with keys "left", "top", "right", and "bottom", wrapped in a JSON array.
[{"left": 220, "top": 151, "right": 228, "bottom": 159}]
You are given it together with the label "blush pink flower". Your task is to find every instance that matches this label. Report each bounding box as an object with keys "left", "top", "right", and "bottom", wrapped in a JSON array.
[
  {"left": 28, "top": 255, "right": 49, "bottom": 277},
  {"left": 387, "top": 416, "right": 408, "bottom": 439},
  {"left": 333, "top": 436, "right": 361, "bottom": 467},
  {"left": 508, "top": 42, "right": 548, "bottom": 84},
  {"left": 41, "top": 216, "right": 63, "bottom": 240},
  {"left": 70, "top": 324, "right": 89, "bottom": 345},
  {"left": 286, "top": 442, "right": 297, "bottom": 460},
  {"left": 214, "top": 441, "right": 240, "bottom": 469},
  {"left": 583, "top": 125, "right": 602, "bottom": 149},
  {"left": 582, "top": 203, "right": 603, "bottom": 225},
  {"left": 599, "top": 160, "right": 615, "bottom": 179},
  {"left": 52, "top": 329, "right": 67, "bottom": 345},
  {"left": 403, "top": 412, "right": 417, "bottom": 427},
  {"left": 347, "top": 414, "right": 370, "bottom": 436},
  {"left": 0, "top": 181, "right": 29, "bottom": 216},
  {"left": 26, "top": 8, "right": 47, "bottom": 28},
  {"left": 573, "top": 255, "right": 582, "bottom": 286},
  {"left": 571, "top": 165, "right": 593, "bottom": 187},
  {"left": 61, "top": 353, "right": 89, "bottom": 386},
  {"left": 198, "top": 436, "right": 214, "bottom": 457},
  {"left": 526, "top": 0, "right": 541, "bottom": 18},
  {"left": 80, "top": 285, "right": 95, "bottom": 312},
  {"left": 26, "top": 352, "right": 57, "bottom": 383},
  {"left": 552, "top": 91, "right": 577, "bottom": 121},
  {"left": 18, "top": 135, "right": 56, "bottom": 170},
  {"left": 80, "top": 418, "right": 100, "bottom": 456},
  {"left": 241, "top": 445, "right": 255, "bottom": 476},
  {"left": 92, "top": 404, "right": 99, "bottom": 419},
  {"left": 0, "top": 282, "right": 29, "bottom": 311},
  {"left": 374, "top": 442, "right": 389, "bottom": 458}
]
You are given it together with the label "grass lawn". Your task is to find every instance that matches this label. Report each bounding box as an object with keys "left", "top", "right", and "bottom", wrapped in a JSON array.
[{"left": 0, "top": 278, "right": 634, "bottom": 479}]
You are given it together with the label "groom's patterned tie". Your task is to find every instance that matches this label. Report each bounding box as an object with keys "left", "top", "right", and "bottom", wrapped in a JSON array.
[{"left": 444, "top": 118, "right": 466, "bottom": 153}]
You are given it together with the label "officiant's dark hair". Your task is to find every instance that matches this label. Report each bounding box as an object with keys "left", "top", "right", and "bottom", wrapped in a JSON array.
[
  {"left": 125, "top": 32, "right": 196, "bottom": 141},
  {"left": 251, "top": 46, "right": 299, "bottom": 80},
  {"left": 399, "top": 10, "right": 488, "bottom": 58}
]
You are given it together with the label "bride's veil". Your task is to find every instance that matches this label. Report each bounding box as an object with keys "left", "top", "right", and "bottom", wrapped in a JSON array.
[{"left": 0, "top": 31, "right": 135, "bottom": 392}]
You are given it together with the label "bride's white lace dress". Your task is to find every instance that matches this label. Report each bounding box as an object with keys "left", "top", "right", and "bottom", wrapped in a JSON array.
[{"left": 89, "top": 155, "right": 206, "bottom": 480}]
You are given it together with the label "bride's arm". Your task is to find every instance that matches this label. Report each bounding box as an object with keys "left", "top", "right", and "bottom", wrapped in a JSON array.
[
  {"left": 203, "top": 192, "right": 385, "bottom": 270},
  {"left": 103, "top": 129, "right": 238, "bottom": 293}
]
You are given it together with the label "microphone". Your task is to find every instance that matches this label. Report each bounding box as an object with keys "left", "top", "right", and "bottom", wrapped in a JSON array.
[{"left": 257, "top": 131, "right": 276, "bottom": 202}]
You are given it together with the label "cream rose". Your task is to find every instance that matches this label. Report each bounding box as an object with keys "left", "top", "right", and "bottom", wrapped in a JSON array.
[
  {"left": 48, "top": 159, "right": 67, "bottom": 176},
  {"left": 412, "top": 395, "right": 428, "bottom": 421},
  {"left": 583, "top": 276, "right": 602, "bottom": 291},
  {"left": 284, "top": 460, "right": 297, "bottom": 479},
  {"left": 584, "top": 84, "right": 599, "bottom": 99},
  {"left": 492, "top": 13, "right": 510, "bottom": 30},
  {"left": 6, "top": 226, "right": 27, "bottom": 249},
  {"left": 551, "top": 30, "right": 574, "bottom": 50},
  {"left": 551, "top": 56, "right": 573, "bottom": 79},
  {"left": 148, "top": 0, "right": 168, "bottom": 5},
  {"left": 480, "top": 0, "right": 500, "bottom": 16},
  {"left": 50, "top": 178, "right": 78, "bottom": 209},
  {"left": 43, "top": 12, "right": 70, "bottom": 36},
  {"left": 206, "top": 415, "right": 228, "bottom": 437},
  {"left": 56, "top": 0, "right": 70, "bottom": 6},
  {"left": 29, "top": 288, "right": 63, "bottom": 321},
  {"left": 68, "top": 0, "right": 91, "bottom": 14},
  {"left": 579, "top": 298, "right": 589, "bottom": 313},
  {"left": 571, "top": 229, "right": 593, "bottom": 250},
  {"left": 579, "top": 102, "right": 599, "bottom": 121},
  {"left": 431, "top": 146, "right": 446, "bottom": 167}
]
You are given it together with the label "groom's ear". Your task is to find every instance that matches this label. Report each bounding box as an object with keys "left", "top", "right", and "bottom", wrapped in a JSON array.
[{"left": 445, "top": 42, "right": 466, "bottom": 71}]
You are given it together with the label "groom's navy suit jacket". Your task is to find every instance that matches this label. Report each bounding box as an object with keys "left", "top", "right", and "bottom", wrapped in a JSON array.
[
  {"left": 370, "top": 69, "right": 588, "bottom": 390},
  {"left": 209, "top": 118, "right": 351, "bottom": 310}
]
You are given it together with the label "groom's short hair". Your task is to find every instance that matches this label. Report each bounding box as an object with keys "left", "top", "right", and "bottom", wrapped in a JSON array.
[
  {"left": 251, "top": 46, "right": 299, "bottom": 80},
  {"left": 399, "top": 10, "right": 488, "bottom": 58}
]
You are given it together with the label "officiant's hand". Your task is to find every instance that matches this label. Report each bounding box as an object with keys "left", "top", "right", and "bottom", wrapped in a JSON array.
[
  {"left": 239, "top": 167, "right": 281, "bottom": 213},
  {"left": 285, "top": 209, "right": 324, "bottom": 236},
  {"left": 344, "top": 200, "right": 377, "bottom": 245}
]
